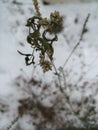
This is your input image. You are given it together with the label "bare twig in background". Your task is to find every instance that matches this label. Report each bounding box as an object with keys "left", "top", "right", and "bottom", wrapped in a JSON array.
[
  {"left": 7, "top": 116, "right": 19, "bottom": 130},
  {"left": 63, "top": 14, "right": 90, "bottom": 68}
]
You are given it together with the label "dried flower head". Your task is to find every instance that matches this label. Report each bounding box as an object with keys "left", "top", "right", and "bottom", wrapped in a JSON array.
[
  {"left": 39, "top": 54, "right": 52, "bottom": 72},
  {"left": 39, "top": 11, "right": 63, "bottom": 33},
  {"left": 18, "top": 0, "right": 64, "bottom": 73},
  {"left": 49, "top": 11, "right": 63, "bottom": 33}
]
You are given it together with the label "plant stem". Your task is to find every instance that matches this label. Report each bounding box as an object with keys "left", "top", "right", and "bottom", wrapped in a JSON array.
[
  {"left": 7, "top": 116, "right": 19, "bottom": 130},
  {"left": 51, "top": 60, "right": 64, "bottom": 93},
  {"left": 63, "top": 14, "right": 90, "bottom": 69}
]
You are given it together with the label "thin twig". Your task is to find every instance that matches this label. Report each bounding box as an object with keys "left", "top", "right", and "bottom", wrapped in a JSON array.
[
  {"left": 63, "top": 14, "right": 90, "bottom": 68},
  {"left": 46, "top": 52, "right": 64, "bottom": 94},
  {"left": 7, "top": 116, "right": 19, "bottom": 130}
]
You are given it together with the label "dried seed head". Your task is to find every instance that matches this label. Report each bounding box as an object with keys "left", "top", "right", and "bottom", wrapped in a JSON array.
[
  {"left": 39, "top": 18, "right": 49, "bottom": 28},
  {"left": 39, "top": 54, "right": 52, "bottom": 72},
  {"left": 39, "top": 11, "right": 63, "bottom": 34},
  {"left": 49, "top": 11, "right": 63, "bottom": 33}
]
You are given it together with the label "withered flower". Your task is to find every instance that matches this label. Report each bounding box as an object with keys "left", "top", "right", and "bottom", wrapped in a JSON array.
[
  {"left": 39, "top": 11, "right": 63, "bottom": 34},
  {"left": 39, "top": 54, "right": 52, "bottom": 72},
  {"left": 49, "top": 11, "right": 63, "bottom": 33}
]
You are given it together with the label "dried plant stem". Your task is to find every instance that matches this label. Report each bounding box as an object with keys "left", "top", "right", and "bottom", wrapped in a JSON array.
[
  {"left": 49, "top": 14, "right": 90, "bottom": 98},
  {"left": 32, "top": 0, "right": 41, "bottom": 17},
  {"left": 46, "top": 52, "right": 64, "bottom": 93},
  {"left": 58, "top": 14, "right": 90, "bottom": 123},
  {"left": 63, "top": 14, "right": 90, "bottom": 68},
  {"left": 7, "top": 116, "right": 19, "bottom": 130},
  {"left": 51, "top": 60, "right": 64, "bottom": 93},
  {"left": 49, "top": 14, "right": 90, "bottom": 122},
  {"left": 51, "top": 58, "right": 80, "bottom": 116}
]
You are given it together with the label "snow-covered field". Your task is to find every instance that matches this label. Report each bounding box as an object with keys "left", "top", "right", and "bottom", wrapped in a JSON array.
[{"left": 0, "top": 0, "right": 98, "bottom": 129}]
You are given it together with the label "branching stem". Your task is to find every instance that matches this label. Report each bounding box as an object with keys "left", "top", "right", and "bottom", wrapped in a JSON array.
[{"left": 63, "top": 14, "right": 90, "bottom": 68}]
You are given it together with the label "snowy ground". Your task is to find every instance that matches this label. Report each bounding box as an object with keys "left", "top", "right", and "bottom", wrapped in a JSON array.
[{"left": 0, "top": 0, "right": 98, "bottom": 130}]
